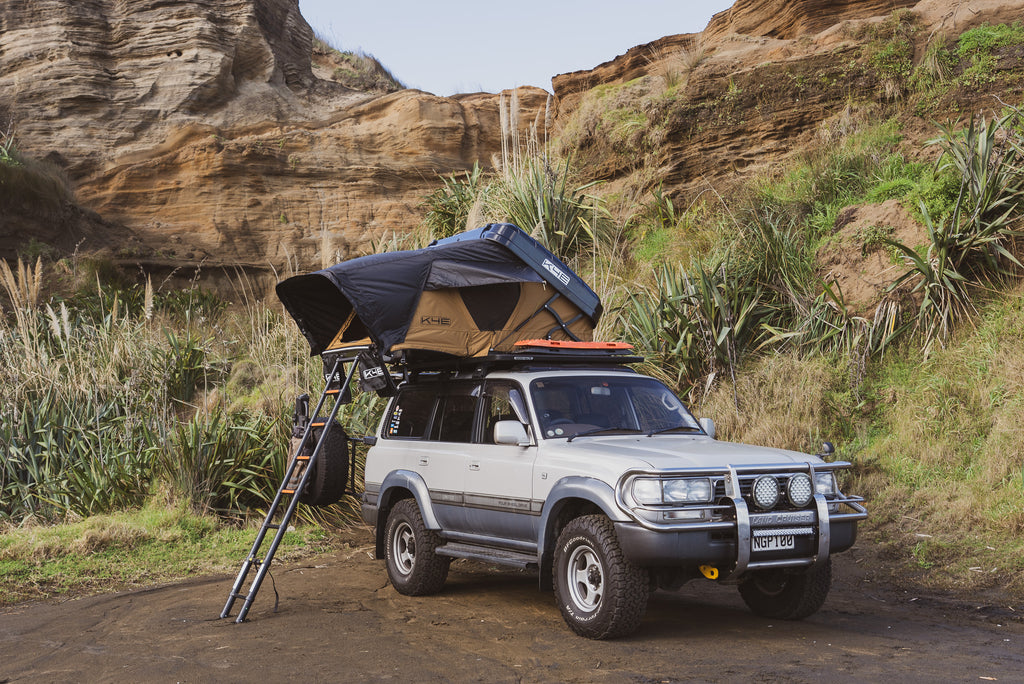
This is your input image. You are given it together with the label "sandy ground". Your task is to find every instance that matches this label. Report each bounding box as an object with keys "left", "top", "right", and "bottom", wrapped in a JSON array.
[{"left": 2, "top": 527, "right": 1022, "bottom": 683}]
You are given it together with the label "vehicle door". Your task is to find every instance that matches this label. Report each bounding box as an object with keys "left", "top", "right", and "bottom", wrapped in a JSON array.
[
  {"left": 376, "top": 382, "right": 481, "bottom": 532},
  {"left": 461, "top": 379, "right": 539, "bottom": 542}
]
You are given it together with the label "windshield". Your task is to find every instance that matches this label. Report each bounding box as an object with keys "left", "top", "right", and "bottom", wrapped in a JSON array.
[{"left": 529, "top": 375, "right": 701, "bottom": 439}]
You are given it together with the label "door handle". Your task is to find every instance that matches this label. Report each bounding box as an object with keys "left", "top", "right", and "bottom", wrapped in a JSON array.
[
  {"left": 468, "top": 461, "right": 480, "bottom": 471},
  {"left": 419, "top": 458, "right": 429, "bottom": 466}
]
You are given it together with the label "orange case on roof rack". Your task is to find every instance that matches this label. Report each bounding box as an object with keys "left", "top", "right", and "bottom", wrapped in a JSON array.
[{"left": 514, "top": 339, "right": 634, "bottom": 350}]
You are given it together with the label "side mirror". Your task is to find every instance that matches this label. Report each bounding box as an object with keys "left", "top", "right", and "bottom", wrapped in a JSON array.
[
  {"left": 699, "top": 417, "right": 716, "bottom": 439},
  {"left": 494, "top": 420, "right": 531, "bottom": 447}
]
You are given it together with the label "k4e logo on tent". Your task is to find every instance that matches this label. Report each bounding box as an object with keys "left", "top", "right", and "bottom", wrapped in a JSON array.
[{"left": 542, "top": 258, "right": 571, "bottom": 286}]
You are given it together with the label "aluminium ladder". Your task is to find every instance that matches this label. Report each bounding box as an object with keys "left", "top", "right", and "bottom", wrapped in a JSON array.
[{"left": 219, "top": 353, "right": 358, "bottom": 623}]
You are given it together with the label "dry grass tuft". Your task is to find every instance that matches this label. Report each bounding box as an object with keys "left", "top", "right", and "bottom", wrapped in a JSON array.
[{"left": 697, "top": 352, "right": 844, "bottom": 454}]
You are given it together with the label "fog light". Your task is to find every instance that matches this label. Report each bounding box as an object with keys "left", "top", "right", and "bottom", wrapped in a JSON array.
[
  {"left": 751, "top": 475, "right": 780, "bottom": 510},
  {"left": 786, "top": 473, "right": 813, "bottom": 507}
]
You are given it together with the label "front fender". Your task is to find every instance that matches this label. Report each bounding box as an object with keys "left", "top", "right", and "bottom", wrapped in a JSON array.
[{"left": 536, "top": 476, "right": 629, "bottom": 588}]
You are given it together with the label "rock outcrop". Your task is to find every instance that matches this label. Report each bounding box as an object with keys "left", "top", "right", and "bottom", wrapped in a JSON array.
[
  {"left": 551, "top": 0, "right": 1024, "bottom": 205},
  {"left": 0, "top": 0, "right": 547, "bottom": 282},
  {"left": 702, "top": 0, "right": 918, "bottom": 41}
]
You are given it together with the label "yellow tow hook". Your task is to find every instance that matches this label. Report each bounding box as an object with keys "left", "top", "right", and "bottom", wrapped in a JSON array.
[{"left": 699, "top": 565, "right": 719, "bottom": 580}]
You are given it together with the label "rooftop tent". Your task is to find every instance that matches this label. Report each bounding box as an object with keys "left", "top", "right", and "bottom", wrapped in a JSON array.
[{"left": 275, "top": 223, "right": 603, "bottom": 359}]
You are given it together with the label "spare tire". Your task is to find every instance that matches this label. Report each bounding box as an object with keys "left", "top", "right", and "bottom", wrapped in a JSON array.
[{"left": 298, "top": 420, "right": 350, "bottom": 507}]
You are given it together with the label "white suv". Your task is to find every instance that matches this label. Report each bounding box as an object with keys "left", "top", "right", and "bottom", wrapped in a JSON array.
[{"left": 360, "top": 347, "right": 866, "bottom": 639}]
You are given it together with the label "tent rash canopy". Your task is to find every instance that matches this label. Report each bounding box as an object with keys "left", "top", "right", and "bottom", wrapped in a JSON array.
[{"left": 276, "top": 224, "right": 603, "bottom": 359}]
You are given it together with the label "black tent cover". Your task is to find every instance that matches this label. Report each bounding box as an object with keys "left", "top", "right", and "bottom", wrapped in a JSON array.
[{"left": 276, "top": 223, "right": 603, "bottom": 357}]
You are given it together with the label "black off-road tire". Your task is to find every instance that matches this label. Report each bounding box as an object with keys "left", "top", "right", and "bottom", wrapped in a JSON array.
[
  {"left": 738, "top": 556, "right": 832, "bottom": 620},
  {"left": 553, "top": 515, "right": 649, "bottom": 639},
  {"left": 298, "top": 421, "right": 349, "bottom": 507},
  {"left": 384, "top": 499, "right": 450, "bottom": 595}
]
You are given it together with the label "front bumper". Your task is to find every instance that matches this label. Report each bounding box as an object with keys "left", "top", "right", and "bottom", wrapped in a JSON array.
[{"left": 614, "top": 463, "right": 868, "bottom": 577}]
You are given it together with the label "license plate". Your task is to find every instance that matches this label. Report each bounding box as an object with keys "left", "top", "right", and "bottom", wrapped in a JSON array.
[{"left": 752, "top": 534, "right": 795, "bottom": 552}]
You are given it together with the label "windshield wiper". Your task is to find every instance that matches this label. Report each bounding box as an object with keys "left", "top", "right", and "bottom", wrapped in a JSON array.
[
  {"left": 566, "top": 427, "right": 643, "bottom": 442},
  {"left": 646, "top": 425, "right": 702, "bottom": 437}
]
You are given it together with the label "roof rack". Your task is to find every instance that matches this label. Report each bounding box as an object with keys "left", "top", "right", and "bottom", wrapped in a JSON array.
[{"left": 399, "top": 340, "right": 645, "bottom": 378}]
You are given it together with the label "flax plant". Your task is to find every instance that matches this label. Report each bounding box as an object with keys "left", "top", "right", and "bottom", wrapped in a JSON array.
[{"left": 886, "top": 111, "right": 1024, "bottom": 354}]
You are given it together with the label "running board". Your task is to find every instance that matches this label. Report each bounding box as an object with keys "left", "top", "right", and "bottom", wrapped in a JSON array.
[{"left": 435, "top": 542, "right": 538, "bottom": 570}]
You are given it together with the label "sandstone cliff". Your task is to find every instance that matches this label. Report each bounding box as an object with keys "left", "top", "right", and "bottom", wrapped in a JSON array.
[
  {"left": 0, "top": 0, "right": 547, "bottom": 284},
  {"left": 1, "top": 0, "right": 1022, "bottom": 288}
]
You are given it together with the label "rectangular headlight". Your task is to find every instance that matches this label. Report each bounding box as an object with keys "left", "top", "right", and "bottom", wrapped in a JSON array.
[
  {"left": 663, "top": 478, "right": 713, "bottom": 503},
  {"left": 632, "top": 477, "right": 714, "bottom": 505},
  {"left": 632, "top": 478, "right": 663, "bottom": 505}
]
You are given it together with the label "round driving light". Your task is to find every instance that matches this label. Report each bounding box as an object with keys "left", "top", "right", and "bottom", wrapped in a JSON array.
[
  {"left": 786, "top": 473, "right": 814, "bottom": 507},
  {"left": 751, "top": 475, "right": 780, "bottom": 510}
]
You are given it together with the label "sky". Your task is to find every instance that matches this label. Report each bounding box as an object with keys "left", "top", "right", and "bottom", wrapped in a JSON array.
[{"left": 297, "top": 0, "right": 736, "bottom": 96}]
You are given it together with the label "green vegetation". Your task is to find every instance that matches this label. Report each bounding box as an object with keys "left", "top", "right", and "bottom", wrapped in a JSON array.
[
  {"left": 422, "top": 162, "right": 485, "bottom": 239},
  {"left": 0, "top": 504, "right": 333, "bottom": 605},
  {"left": 0, "top": 256, "right": 377, "bottom": 527},
  {"left": 956, "top": 21, "right": 1024, "bottom": 88},
  {"left": 417, "top": 92, "right": 608, "bottom": 257}
]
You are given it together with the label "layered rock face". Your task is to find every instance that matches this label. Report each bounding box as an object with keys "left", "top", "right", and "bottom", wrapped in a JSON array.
[
  {"left": 0, "top": 0, "right": 315, "bottom": 177},
  {"left": 2, "top": 0, "right": 1021, "bottom": 285},
  {"left": 0, "top": 0, "right": 547, "bottom": 279},
  {"left": 702, "top": 0, "right": 918, "bottom": 41}
]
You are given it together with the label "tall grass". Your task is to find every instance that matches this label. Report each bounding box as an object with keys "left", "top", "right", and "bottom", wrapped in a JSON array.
[
  {"left": 421, "top": 162, "right": 487, "bottom": 239},
  {"left": 0, "top": 259, "right": 365, "bottom": 524}
]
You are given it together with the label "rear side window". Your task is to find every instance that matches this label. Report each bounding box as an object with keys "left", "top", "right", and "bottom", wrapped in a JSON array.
[
  {"left": 384, "top": 383, "right": 481, "bottom": 442},
  {"left": 384, "top": 388, "right": 435, "bottom": 438},
  {"left": 428, "top": 389, "right": 479, "bottom": 443}
]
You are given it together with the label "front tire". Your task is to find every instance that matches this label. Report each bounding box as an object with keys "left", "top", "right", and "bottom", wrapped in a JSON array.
[
  {"left": 384, "top": 499, "right": 449, "bottom": 595},
  {"left": 553, "top": 515, "right": 649, "bottom": 639},
  {"left": 738, "top": 557, "right": 832, "bottom": 620}
]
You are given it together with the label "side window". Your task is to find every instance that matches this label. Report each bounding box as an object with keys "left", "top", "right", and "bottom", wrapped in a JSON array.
[
  {"left": 384, "top": 388, "right": 436, "bottom": 439},
  {"left": 482, "top": 380, "right": 527, "bottom": 444},
  {"left": 428, "top": 383, "right": 481, "bottom": 443}
]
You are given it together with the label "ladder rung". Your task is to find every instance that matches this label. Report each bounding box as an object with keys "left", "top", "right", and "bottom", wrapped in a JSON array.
[
  {"left": 325, "top": 389, "right": 341, "bottom": 395},
  {"left": 265, "top": 523, "right": 280, "bottom": 530},
  {"left": 282, "top": 488, "right": 295, "bottom": 494},
  {"left": 311, "top": 421, "right": 326, "bottom": 427},
  {"left": 295, "top": 455, "right": 310, "bottom": 461}
]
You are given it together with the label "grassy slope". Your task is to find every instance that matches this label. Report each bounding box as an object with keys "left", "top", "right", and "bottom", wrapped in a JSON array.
[{"left": 0, "top": 504, "right": 335, "bottom": 605}]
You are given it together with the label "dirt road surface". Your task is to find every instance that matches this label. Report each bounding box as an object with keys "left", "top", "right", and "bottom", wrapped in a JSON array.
[{"left": 2, "top": 528, "right": 1021, "bottom": 683}]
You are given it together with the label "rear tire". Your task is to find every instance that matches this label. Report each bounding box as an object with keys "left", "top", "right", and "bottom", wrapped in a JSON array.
[
  {"left": 553, "top": 515, "right": 649, "bottom": 639},
  {"left": 384, "top": 499, "right": 450, "bottom": 595},
  {"left": 738, "top": 557, "right": 832, "bottom": 620}
]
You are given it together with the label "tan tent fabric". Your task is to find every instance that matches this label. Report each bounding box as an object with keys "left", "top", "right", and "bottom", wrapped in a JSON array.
[{"left": 392, "top": 282, "right": 592, "bottom": 357}]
